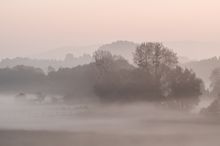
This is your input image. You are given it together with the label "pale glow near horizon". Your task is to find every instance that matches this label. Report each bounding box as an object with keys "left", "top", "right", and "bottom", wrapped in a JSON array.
[{"left": 0, "top": 0, "right": 220, "bottom": 59}]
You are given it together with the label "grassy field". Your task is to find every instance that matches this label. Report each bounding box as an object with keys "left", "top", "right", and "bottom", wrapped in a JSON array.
[
  {"left": 0, "top": 121, "right": 220, "bottom": 146},
  {"left": 0, "top": 98, "right": 220, "bottom": 146}
]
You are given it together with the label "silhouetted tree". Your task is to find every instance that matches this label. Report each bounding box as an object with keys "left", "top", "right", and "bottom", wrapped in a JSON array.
[
  {"left": 93, "top": 50, "right": 136, "bottom": 102},
  {"left": 0, "top": 65, "right": 46, "bottom": 94},
  {"left": 0, "top": 44, "right": 204, "bottom": 110},
  {"left": 47, "top": 66, "right": 56, "bottom": 73},
  {"left": 133, "top": 43, "right": 202, "bottom": 109},
  {"left": 133, "top": 43, "right": 178, "bottom": 98},
  {"left": 210, "top": 68, "right": 220, "bottom": 96},
  {"left": 133, "top": 42, "right": 178, "bottom": 78},
  {"left": 164, "top": 66, "right": 203, "bottom": 110},
  {"left": 93, "top": 50, "right": 115, "bottom": 76},
  {"left": 200, "top": 98, "right": 220, "bottom": 115}
]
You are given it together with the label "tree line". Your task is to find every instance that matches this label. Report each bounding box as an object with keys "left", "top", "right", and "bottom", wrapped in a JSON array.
[
  {"left": 0, "top": 42, "right": 204, "bottom": 110},
  {"left": 0, "top": 54, "right": 92, "bottom": 72}
]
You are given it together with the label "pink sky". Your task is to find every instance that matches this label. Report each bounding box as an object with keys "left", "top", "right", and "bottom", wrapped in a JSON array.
[{"left": 0, "top": 0, "right": 220, "bottom": 59}]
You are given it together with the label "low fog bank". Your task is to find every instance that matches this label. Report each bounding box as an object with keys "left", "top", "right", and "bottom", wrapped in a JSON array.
[
  {"left": 0, "top": 95, "right": 218, "bottom": 132},
  {"left": 0, "top": 95, "right": 220, "bottom": 146}
]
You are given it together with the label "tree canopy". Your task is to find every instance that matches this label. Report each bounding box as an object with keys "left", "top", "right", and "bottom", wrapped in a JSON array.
[{"left": 0, "top": 42, "right": 203, "bottom": 110}]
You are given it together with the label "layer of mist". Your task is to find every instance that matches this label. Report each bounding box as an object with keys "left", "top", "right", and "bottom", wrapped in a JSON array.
[
  {"left": 0, "top": 95, "right": 220, "bottom": 146},
  {"left": 0, "top": 41, "right": 219, "bottom": 146}
]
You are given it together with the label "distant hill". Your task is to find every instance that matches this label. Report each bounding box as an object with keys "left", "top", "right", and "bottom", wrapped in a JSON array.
[
  {"left": 98, "top": 40, "right": 191, "bottom": 64},
  {"left": 178, "top": 56, "right": 191, "bottom": 64},
  {"left": 0, "top": 40, "right": 202, "bottom": 75},
  {"left": 34, "top": 45, "right": 100, "bottom": 60},
  {"left": 98, "top": 41, "right": 218, "bottom": 88},
  {"left": 164, "top": 41, "right": 220, "bottom": 60},
  {"left": 0, "top": 41, "right": 137, "bottom": 71},
  {"left": 98, "top": 40, "right": 138, "bottom": 63},
  {"left": 0, "top": 54, "right": 92, "bottom": 72},
  {"left": 101, "top": 41, "right": 218, "bottom": 88},
  {"left": 184, "top": 57, "right": 220, "bottom": 87}
]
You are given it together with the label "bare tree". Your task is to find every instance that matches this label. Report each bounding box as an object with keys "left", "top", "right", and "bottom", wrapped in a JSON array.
[
  {"left": 93, "top": 50, "right": 114, "bottom": 76},
  {"left": 133, "top": 42, "right": 178, "bottom": 79}
]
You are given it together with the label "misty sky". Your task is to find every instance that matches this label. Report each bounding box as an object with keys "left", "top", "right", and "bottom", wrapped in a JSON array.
[{"left": 0, "top": 0, "right": 220, "bottom": 59}]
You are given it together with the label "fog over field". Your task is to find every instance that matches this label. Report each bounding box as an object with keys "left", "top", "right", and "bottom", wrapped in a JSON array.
[
  {"left": 1, "top": 0, "right": 220, "bottom": 145},
  {"left": 0, "top": 96, "right": 220, "bottom": 146},
  {"left": 0, "top": 42, "right": 220, "bottom": 146}
]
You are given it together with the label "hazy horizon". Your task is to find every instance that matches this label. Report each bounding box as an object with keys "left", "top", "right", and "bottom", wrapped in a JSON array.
[
  {"left": 1, "top": 1, "right": 220, "bottom": 146},
  {"left": 0, "top": 0, "right": 220, "bottom": 60},
  {"left": 0, "top": 40, "right": 219, "bottom": 61}
]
